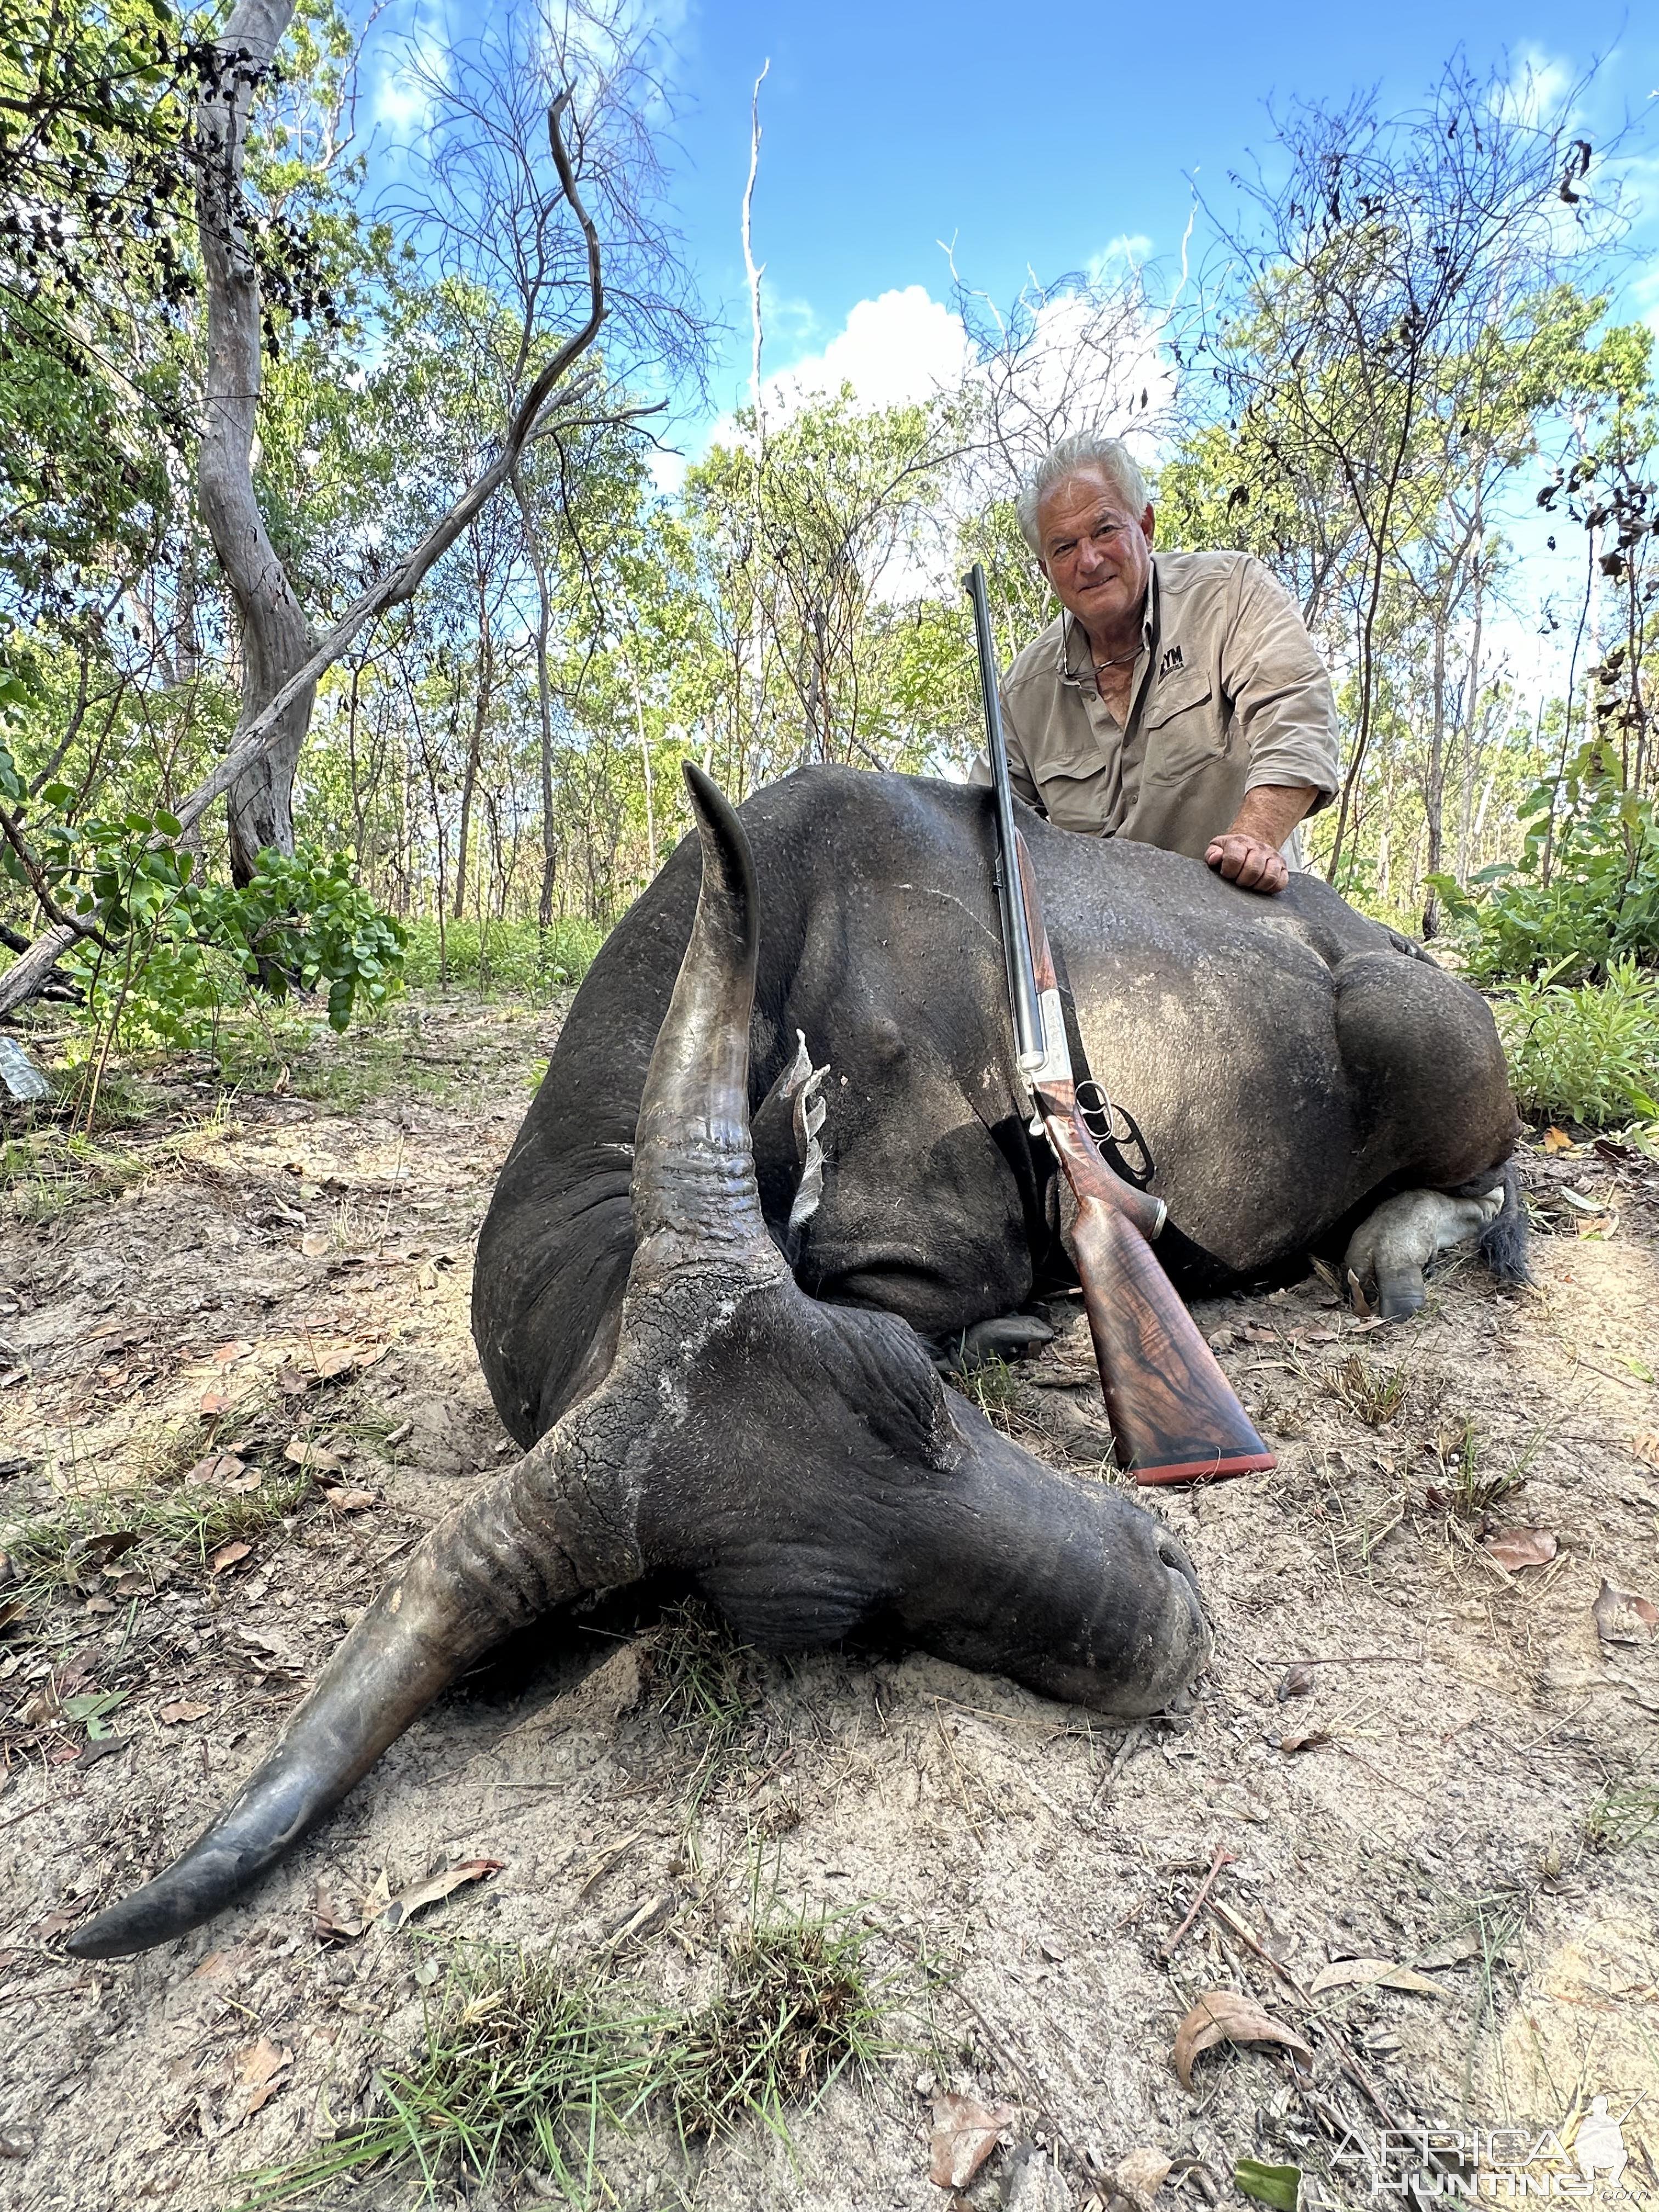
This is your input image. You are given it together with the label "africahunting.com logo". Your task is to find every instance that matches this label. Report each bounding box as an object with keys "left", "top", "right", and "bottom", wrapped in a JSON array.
[{"left": 1352, "top": 2100, "right": 1638, "bottom": 2199}]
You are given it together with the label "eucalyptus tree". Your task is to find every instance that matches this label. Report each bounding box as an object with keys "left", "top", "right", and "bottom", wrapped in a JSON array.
[
  {"left": 684, "top": 390, "right": 967, "bottom": 782},
  {"left": 1194, "top": 57, "right": 1626, "bottom": 882},
  {"left": 385, "top": 0, "right": 705, "bottom": 926}
]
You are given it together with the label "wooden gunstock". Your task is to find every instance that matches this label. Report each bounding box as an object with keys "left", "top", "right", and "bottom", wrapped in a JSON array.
[
  {"left": 994, "top": 789, "right": 1272, "bottom": 1485},
  {"left": 1045, "top": 1100, "right": 1276, "bottom": 1488}
]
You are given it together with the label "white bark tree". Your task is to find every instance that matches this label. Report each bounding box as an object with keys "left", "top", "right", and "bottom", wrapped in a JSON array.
[{"left": 194, "top": 0, "right": 315, "bottom": 884}]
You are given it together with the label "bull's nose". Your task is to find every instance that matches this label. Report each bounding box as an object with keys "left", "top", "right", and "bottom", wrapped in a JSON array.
[
  {"left": 1157, "top": 1528, "right": 1198, "bottom": 1586},
  {"left": 1155, "top": 1528, "right": 1210, "bottom": 1666}
]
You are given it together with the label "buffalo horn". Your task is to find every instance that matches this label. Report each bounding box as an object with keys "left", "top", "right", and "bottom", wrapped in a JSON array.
[
  {"left": 629, "top": 763, "right": 776, "bottom": 1271},
  {"left": 67, "top": 1383, "right": 641, "bottom": 1959},
  {"left": 66, "top": 765, "right": 763, "bottom": 1960}
]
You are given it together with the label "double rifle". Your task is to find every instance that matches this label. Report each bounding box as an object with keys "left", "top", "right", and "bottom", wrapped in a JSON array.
[{"left": 963, "top": 562, "right": 1275, "bottom": 1487}]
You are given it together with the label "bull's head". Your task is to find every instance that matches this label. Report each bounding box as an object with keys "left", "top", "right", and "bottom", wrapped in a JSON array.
[{"left": 69, "top": 768, "right": 1209, "bottom": 1961}]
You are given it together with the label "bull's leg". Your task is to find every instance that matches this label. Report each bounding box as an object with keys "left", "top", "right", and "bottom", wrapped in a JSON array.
[{"left": 1344, "top": 1178, "right": 1509, "bottom": 1319}]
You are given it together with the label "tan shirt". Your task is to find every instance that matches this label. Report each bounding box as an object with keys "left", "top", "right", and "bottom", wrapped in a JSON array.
[{"left": 971, "top": 551, "right": 1341, "bottom": 862}]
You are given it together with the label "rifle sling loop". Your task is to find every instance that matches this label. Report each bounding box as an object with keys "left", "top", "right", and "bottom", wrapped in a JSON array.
[{"left": 1047, "top": 941, "right": 1158, "bottom": 1192}]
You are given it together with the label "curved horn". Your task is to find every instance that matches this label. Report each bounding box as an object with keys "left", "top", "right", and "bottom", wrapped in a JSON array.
[
  {"left": 66, "top": 766, "right": 761, "bottom": 1960},
  {"left": 67, "top": 1430, "right": 639, "bottom": 1960},
  {"left": 630, "top": 764, "right": 773, "bottom": 1269}
]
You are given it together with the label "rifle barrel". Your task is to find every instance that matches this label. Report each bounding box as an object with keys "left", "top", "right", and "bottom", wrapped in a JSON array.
[{"left": 963, "top": 563, "right": 1045, "bottom": 1073}]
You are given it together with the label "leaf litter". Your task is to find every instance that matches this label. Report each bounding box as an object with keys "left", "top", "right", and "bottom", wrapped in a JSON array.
[
  {"left": 7, "top": 996, "right": 1659, "bottom": 2208},
  {"left": 1172, "top": 1991, "right": 1312, "bottom": 2089}
]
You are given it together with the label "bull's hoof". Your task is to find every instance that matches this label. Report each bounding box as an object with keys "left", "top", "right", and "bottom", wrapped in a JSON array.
[
  {"left": 1374, "top": 1273, "right": 1426, "bottom": 1320},
  {"left": 933, "top": 1314, "right": 1055, "bottom": 1375}
]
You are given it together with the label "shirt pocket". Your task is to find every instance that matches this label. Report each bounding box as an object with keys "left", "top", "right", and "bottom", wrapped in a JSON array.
[
  {"left": 1139, "top": 670, "right": 1222, "bottom": 786},
  {"left": 1034, "top": 755, "right": 1113, "bottom": 833}
]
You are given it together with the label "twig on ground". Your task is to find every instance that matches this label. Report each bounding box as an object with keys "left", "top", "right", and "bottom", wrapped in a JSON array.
[{"left": 1159, "top": 1844, "right": 1237, "bottom": 1964}]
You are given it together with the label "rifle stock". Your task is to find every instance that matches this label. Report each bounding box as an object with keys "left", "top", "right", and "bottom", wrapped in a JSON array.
[
  {"left": 1046, "top": 1099, "right": 1277, "bottom": 1485},
  {"left": 959, "top": 559, "right": 1273, "bottom": 1486}
]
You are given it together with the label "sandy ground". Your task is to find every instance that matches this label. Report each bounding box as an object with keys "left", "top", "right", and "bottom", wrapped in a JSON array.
[{"left": 1, "top": 993, "right": 1657, "bottom": 2212}]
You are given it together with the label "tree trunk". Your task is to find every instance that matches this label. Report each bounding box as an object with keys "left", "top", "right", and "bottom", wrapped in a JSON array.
[
  {"left": 1420, "top": 622, "right": 1448, "bottom": 939},
  {"left": 453, "top": 619, "right": 494, "bottom": 922},
  {"left": 511, "top": 464, "right": 560, "bottom": 930},
  {"left": 623, "top": 650, "right": 657, "bottom": 875},
  {"left": 194, "top": 0, "right": 317, "bottom": 885}
]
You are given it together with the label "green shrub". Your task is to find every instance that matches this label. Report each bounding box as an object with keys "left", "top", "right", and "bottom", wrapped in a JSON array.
[
  {"left": 400, "top": 916, "right": 605, "bottom": 997},
  {"left": 1429, "top": 744, "right": 1659, "bottom": 984},
  {"left": 1496, "top": 957, "right": 1659, "bottom": 1127}
]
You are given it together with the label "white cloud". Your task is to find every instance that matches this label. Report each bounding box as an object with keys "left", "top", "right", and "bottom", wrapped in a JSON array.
[
  {"left": 373, "top": 31, "right": 447, "bottom": 133},
  {"left": 759, "top": 285, "right": 974, "bottom": 419},
  {"left": 647, "top": 444, "right": 689, "bottom": 497},
  {"left": 1504, "top": 46, "right": 1577, "bottom": 127},
  {"left": 1087, "top": 234, "right": 1154, "bottom": 276}
]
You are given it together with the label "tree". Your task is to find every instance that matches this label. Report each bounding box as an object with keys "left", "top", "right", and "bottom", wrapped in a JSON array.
[{"left": 1194, "top": 58, "right": 1626, "bottom": 881}]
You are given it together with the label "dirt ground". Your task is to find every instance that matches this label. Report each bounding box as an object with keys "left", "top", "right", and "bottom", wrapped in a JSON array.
[{"left": 1, "top": 992, "right": 1657, "bottom": 2212}]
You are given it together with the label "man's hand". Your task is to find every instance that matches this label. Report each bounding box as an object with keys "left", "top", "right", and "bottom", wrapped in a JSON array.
[
  {"left": 1205, "top": 829, "right": 1289, "bottom": 894},
  {"left": 1205, "top": 783, "right": 1317, "bottom": 898}
]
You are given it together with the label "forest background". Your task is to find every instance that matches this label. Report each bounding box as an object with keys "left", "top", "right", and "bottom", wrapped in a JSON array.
[{"left": 3, "top": 0, "right": 1658, "bottom": 1125}]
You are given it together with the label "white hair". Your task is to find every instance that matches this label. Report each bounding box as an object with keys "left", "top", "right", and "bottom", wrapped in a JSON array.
[{"left": 1014, "top": 433, "right": 1149, "bottom": 555}]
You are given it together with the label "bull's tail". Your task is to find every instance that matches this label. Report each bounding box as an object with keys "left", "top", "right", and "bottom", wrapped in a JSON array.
[{"left": 1477, "top": 1159, "right": 1531, "bottom": 1286}]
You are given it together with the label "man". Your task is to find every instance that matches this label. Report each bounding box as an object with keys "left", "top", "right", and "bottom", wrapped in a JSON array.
[{"left": 973, "top": 433, "right": 1340, "bottom": 895}]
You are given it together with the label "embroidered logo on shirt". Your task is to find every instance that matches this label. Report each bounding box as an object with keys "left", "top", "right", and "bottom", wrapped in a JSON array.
[{"left": 1158, "top": 644, "right": 1184, "bottom": 679}]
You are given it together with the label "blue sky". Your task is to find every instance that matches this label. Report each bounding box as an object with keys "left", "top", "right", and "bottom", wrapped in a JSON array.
[
  {"left": 364, "top": 0, "right": 1658, "bottom": 691},
  {"left": 652, "top": 0, "right": 1659, "bottom": 420}
]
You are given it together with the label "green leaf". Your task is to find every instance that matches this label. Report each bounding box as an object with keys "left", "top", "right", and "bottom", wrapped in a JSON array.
[
  {"left": 1235, "top": 2160, "right": 1300, "bottom": 2210},
  {"left": 61, "top": 1689, "right": 131, "bottom": 1724}
]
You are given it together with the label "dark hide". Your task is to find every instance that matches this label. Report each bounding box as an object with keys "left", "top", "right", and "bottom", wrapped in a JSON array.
[{"left": 475, "top": 769, "right": 1520, "bottom": 1447}]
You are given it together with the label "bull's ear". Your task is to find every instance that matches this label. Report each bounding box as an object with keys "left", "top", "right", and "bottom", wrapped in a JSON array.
[{"left": 630, "top": 766, "right": 782, "bottom": 1278}]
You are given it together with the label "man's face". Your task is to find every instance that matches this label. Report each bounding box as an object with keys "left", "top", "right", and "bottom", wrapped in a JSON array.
[{"left": 1035, "top": 468, "right": 1155, "bottom": 638}]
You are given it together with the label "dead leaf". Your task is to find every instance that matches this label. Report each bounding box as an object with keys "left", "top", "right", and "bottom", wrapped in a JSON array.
[
  {"left": 301, "top": 1232, "right": 330, "bottom": 1257},
  {"left": 232, "top": 1623, "right": 300, "bottom": 1673},
  {"left": 321, "top": 1487, "right": 377, "bottom": 1513},
  {"left": 1593, "top": 1577, "right": 1659, "bottom": 1644},
  {"left": 380, "top": 1857, "right": 504, "bottom": 1932},
  {"left": 283, "top": 1437, "right": 342, "bottom": 1474},
  {"left": 230, "top": 2036, "right": 292, "bottom": 2119},
  {"left": 1277, "top": 1729, "right": 1331, "bottom": 1755},
  {"left": 1276, "top": 1663, "right": 1316, "bottom": 1702},
  {"left": 210, "top": 1540, "right": 251, "bottom": 1574},
  {"left": 199, "top": 1390, "right": 234, "bottom": 1418},
  {"left": 211, "top": 1341, "right": 254, "bottom": 1367},
  {"left": 1542, "top": 1126, "right": 1575, "bottom": 1153},
  {"left": 1482, "top": 1527, "right": 1558, "bottom": 1572},
  {"left": 313, "top": 1876, "right": 365, "bottom": 1942},
  {"left": 1346, "top": 1269, "right": 1373, "bottom": 1318},
  {"left": 1172, "top": 1990, "right": 1311, "bottom": 2090},
  {"left": 1116, "top": 2147, "right": 1175, "bottom": 2209},
  {"left": 928, "top": 2093, "right": 1015, "bottom": 2190},
  {"left": 158, "top": 1700, "right": 212, "bottom": 1725},
  {"left": 1307, "top": 1957, "right": 1448, "bottom": 1997},
  {"left": 184, "top": 1453, "right": 246, "bottom": 1488},
  {"left": 1633, "top": 1433, "right": 1659, "bottom": 1470}
]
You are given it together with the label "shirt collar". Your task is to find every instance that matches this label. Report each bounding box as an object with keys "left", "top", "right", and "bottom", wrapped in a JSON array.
[{"left": 1056, "top": 558, "right": 1161, "bottom": 687}]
